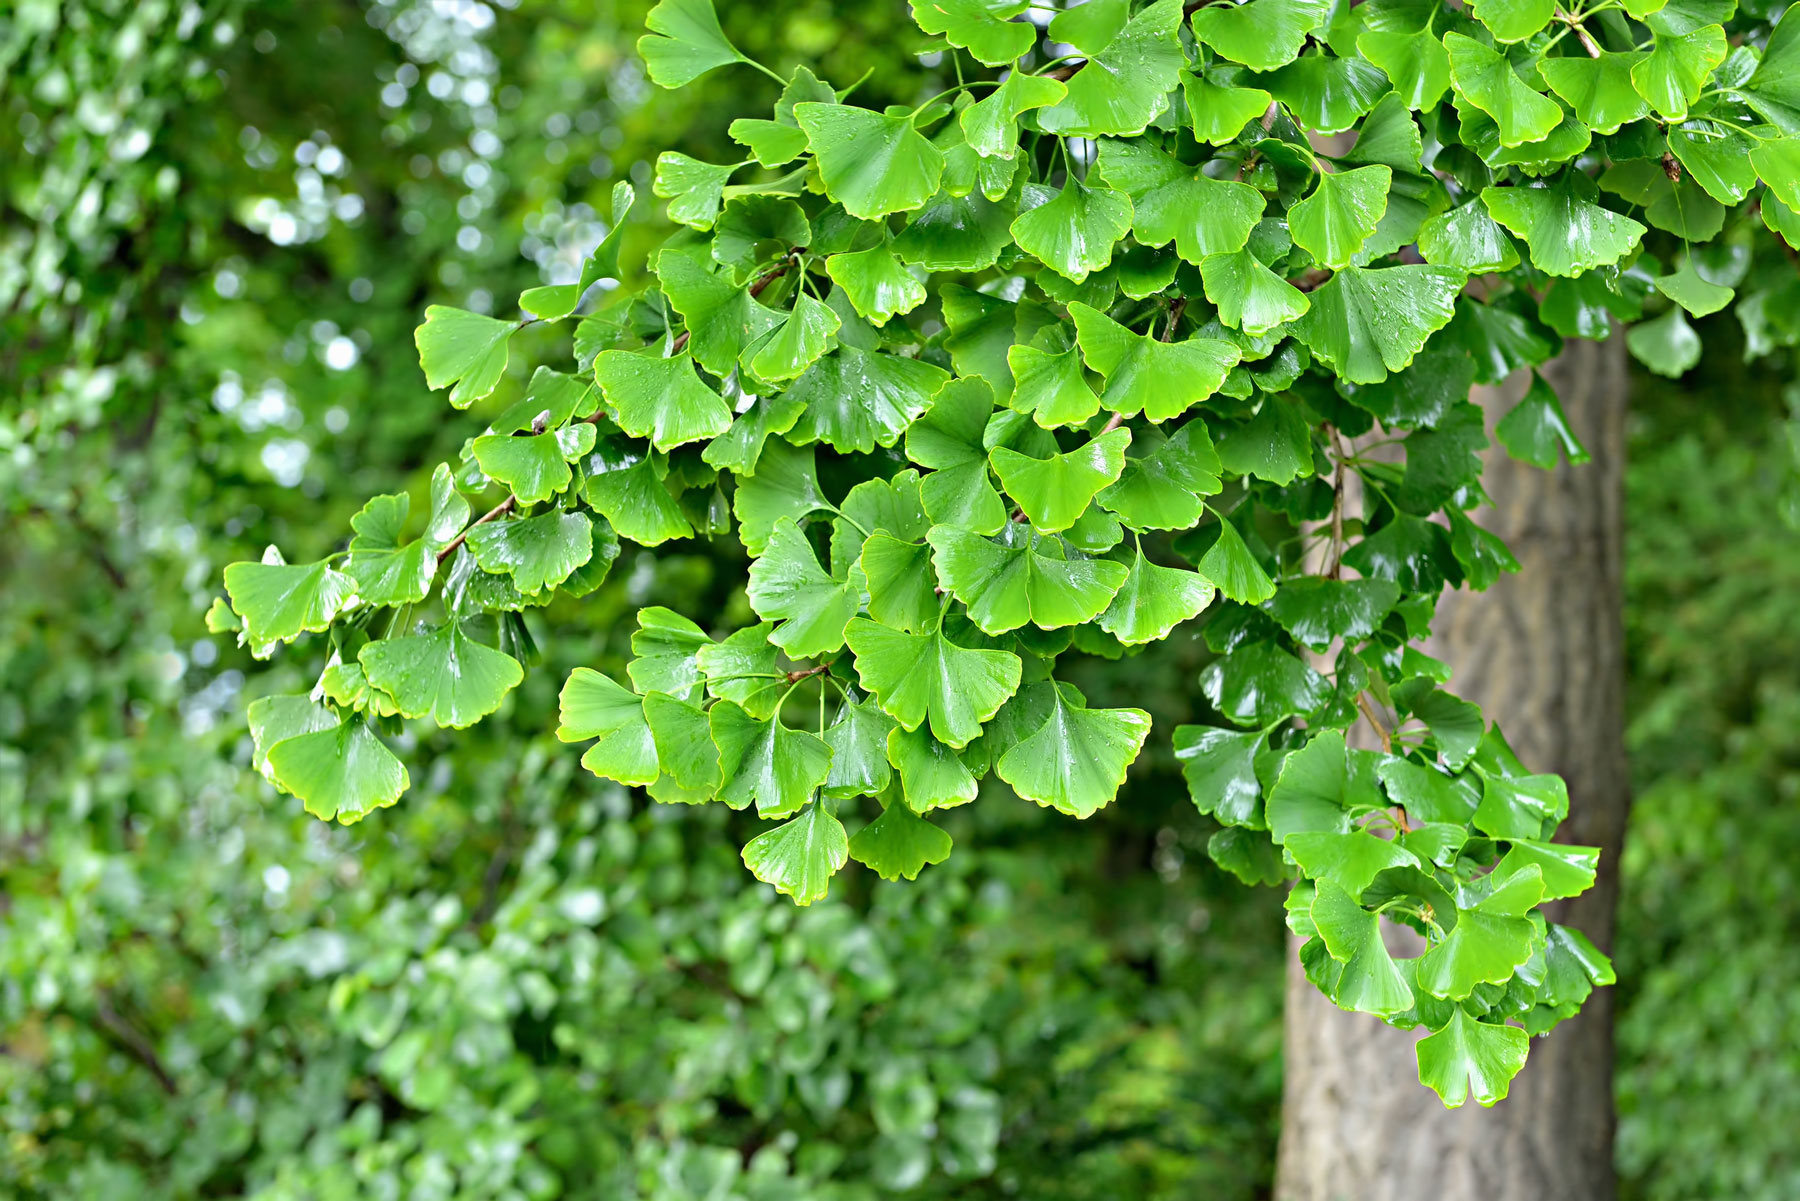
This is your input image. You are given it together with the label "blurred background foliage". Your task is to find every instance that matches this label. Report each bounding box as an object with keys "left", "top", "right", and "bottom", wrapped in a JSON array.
[{"left": 0, "top": 1, "right": 1794, "bottom": 1198}]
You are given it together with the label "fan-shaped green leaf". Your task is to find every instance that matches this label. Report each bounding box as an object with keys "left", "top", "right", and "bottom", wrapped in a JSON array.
[
  {"left": 962, "top": 70, "right": 1068, "bottom": 157},
  {"left": 906, "top": 377, "right": 1008, "bottom": 534},
  {"left": 848, "top": 799, "right": 953, "bottom": 880},
  {"left": 1199, "top": 249, "right": 1311, "bottom": 336},
  {"left": 653, "top": 151, "right": 739, "bottom": 229},
  {"left": 1071, "top": 301, "right": 1240, "bottom": 420},
  {"left": 1094, "top": 138, "right": 1265, "bottom": 263},
  {"left": 638, "top": 0, "right": 749, "bottom": 87},
  {"left": 224, "top": 556, "right": 358, "bottom": 654},
  {"left": 344, "top": 466, "right": 469, "bottom": 607},
  {"left": 586, "top": 453, "right": 695, "bottom": 547},
  {"left": 742, "top": 802, "right": 849, "bottom": 904},
  {"left": 1417, "top": 199, "right": 1521, "bottom": 273},
  {"left": 1631, "top": 24, "right": 1726, "bottom": 121},
  {"left": 1038, "top": 0, "right": 1186, "bottom": 137},
  {"left": 997, "top": 684, "right": 1151, "bottom": 818},
  {"left": 887, "top": 723, "right": 979, "bottom": 811},
  {"left": 1011, "top": 178, "right": 1133, "bottom": 283},
  {"left": 1097, "top": 550, "right": 1214, "bottom": 644},
  {"left": 1098, "top": 420, "right": 1223, "bottom": 530},
  {"left": 1538, "top": 51, "right": 1650, "bottom": 135},
  {"left": 1290, "top": 164, "right": 1392, "bottom": 270},
  {"left": 1198, "top": 517, "right": 1277, "bottom": 604},
  {"left": 415, "top": 306, "right": 515, "bottom": 409},
  {"left": 1446, "top": 32, "right": 1562, "bottom": 147},
  {"left": 360, "top": 622, "right": 523, "bottom": 729},
  {"left": 1181, "top": 71, "right": 1276, "bottom": 142},
  {"left": 467, "top": 510, "right": 593, "bottom": 595},
  {"left": 266, "top": 718, "right": 409, "bottom": 824},
  {"left": 796, "top": 103, "right": 945, "bottom": 219},
  {"left": 1480, "top": 178, "right": 1645, "bottom": 278},
  {"left": 1189, "top": 0, "right": 1330, "bottom": 70},
  {"left": 844, "top": 617, "right": 1022, "bottom": 748},
  {"left": 712, "top": 700, "right": 834, "bottom": 818},
  {"left": 824, "top": 241, "right": 928, "bottom": 323},
  {"left": 558, "top": 668, "right": 659, "bottom": 786},
  {"left": 928, "top": 523, "right": 1128, "bottom": 634},
  {"left": 823, "top": 692, "right": 896, "bottom": 799},
  {"left": 733, "top": 440, "right": 828, "bottom": 555},
  {"left": 1416, "top": 867, "right": 1545, "bottom": 999},
  {"left": 909, "top": 0, "right": 1034, "bottom": 65},
  {"left": 1294, "top": 263, "right": 1465, "bottom": 384},
  {"left": 1357, "top": 28, "right": 1451, "bottom": 109},
  {"left": 1309, "top": 880, "right": 1416, "bottom": 1015},
  {"left": 990, "top": 427, "right": 1131, "bottom": 532},
  {"left": 1417, "top": 1008, "right": 1530, "bottom": 1109},
  {"left": 746, "top": 517, "right": 862, "bottom": 657}
]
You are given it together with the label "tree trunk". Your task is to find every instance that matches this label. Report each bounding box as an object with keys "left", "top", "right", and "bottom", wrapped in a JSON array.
[{"left": 1274, "top": 338, "right": 1632, "bottom": 1201}]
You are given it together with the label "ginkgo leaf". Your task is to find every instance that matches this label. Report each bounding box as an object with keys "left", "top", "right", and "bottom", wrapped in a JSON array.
[
  {"left": 996, "top": 683, "right": 1151, "bottom": 818},
  {"left": 746, "top": 517, "right": 862, "bottom": 657},
  {"left": 928, "top": 523, "right": 1128, "bottom": 634},
  {"left": 1470, "top": 0, "right": 1555, "bottom": 42},
  {"left": 1417, "top": 1008, "right": 1530, "bottom": 1109},
  {"left": 1654, "top": 256, "right": 1734, "bottom": 317},
  {"left": 344, "top": 465, "right": 469, "bottom": 608},
  {"left": 906, "top": 377, "right": 1009, "bottom": 535},
  {"left": 848, "top": 799, "right": 953, "bottom": 880},
  {"left": 642, "top": 691, "right": 721, "bottom": 793},
  {"left": 892, "top": 188, "right": 1016, "bottom": 272},
  {"left": 1254, "top": 53, "right": 1390, "bottom": 134},
  {"left": 1216, "top": 394, "right": 1313, "bottom": 485},
  {"left": 224, "top": 556, "right": 358, "bottom": 654},
  {"left": 1291, "top": 829, "right": 1420, "bottom": 897},
  {"left": 1008, "top": 342, "right": 1103, "bottom": 429},
  {"left": 962, "top": 70, "right": 1068, "bottom": 157},
  {"left": 558, "top": 668, "right": 660, "bottom": 786},
  {"left": 359, "top": 622, "right": 523, "bottom": 729},
  {"left": 656, "top": 247, "right": 783, "bottom": 375},
  {"left": 1495, "top": 839, "right": 1601, "bottom": 901},
  {"left": 1199, "top": 250, "right": 1311, "bottom": 337},
  {"left": 1670, "top": 123, "right": 1757, "bottom": 204},
  {"left": 1197, "top": 516, "right": 1276, "bottom": 604},
  {"left": 1289, "top": 164, "right": 1392, "bottom": 270},
  {"left": 466, "top": 510, "right": 593, "bottom": 595},
  {"left": 1495, "top": 371, "right": 1589, "bottom": 469},
  {"left": 887, "top": 723, "right": 980, "bottom": 811},
  {"left": 1445, "top": 32, "right": 1563, "bottom": 147},
  {"left": 1189, "top": 0, "right": 1330, "bottom": 70},
  {"left": 1480, "top": 179, "right": 1645, "bottom": 278},
  {"left": 629, "top": 606, "right": 711, "bottom": 701},
  {"left": 586, "top": 454, "right": 695, "bottom": 547},
  {"left": 1266, "top": 577, "right": 1402, "bottom": 650},
  {"left": 1070, "top": 301, "right": 1240, "bottom": 420},
  {"left": 1094, "top": 138, "right": 1265, "bottom": 264},
  {"left": 1416, "top": 200, "right": 1521, "bottom": 274},
  {"left": 1309, "top": 880, "right": 1415, "bottom": 1015},
  {"left": 1539, "top": 51, "right": 1650, "bottom": 135},
  {"left": 730, "top": 118, "right": 810, "bottom": 168},
  {"left": 1181, "top": 70, "right": 1275, "bottom": 142},
  {"left": 1294, "top": 263, "right": 1465, "bottom": 385},
  {"left": 1097, "top": 550, "right": 1215, "bottom": 644},
  {"left": 472, "top": 432, "right": 574, "bottom": 505},
  {"left": 638, "top": 0, "right": 749, "bottom": 88},
  {"left": 712, "top": 699, "right": 834, "bottom": 818},
  {"left": 248, "top": 695, "right": 338, "bottom": 782},
  {"left": 1172, "top": 724, "right": 1265, "bottom": 827},
  {"left": 266, "top": 718, "right": 409, "bottom": 823},
  {"left": 788, "top": 345, "right": 949, "bottom": 453},
  {"left": 1632, "top": 24, "right": 1726, "bottom": 121},
  {"left": 1750, "top": 136, "right": 1800, "bottom": 211},
  {"left": 1037, "top": 0, "right": 1186, "bottom": 137},
  {"left": 1098, "top": 420, "right": 1224, "bottom": 530},
  {"left": 795, "top": 103, "right": 945, "bottom": 219},
  {"left": 415, "top": 306, "right": 515, "bottom": 408},
  {"left": 824, "top": 241, "right": 928, "bottom": 323},
  {"left": 704, "top": 394, "right": 805, "bottom": 474},
  {"left": 746, "top": 293, "right": 840, "bottom": 383},
  {"left": 1416, "top": 867, "right": 1546, "bottom": 999},
  {"left": 908, "top": 0, "right": 1033, "bottom": 65},
  {"left": 1357, "top": 28, "right": 1451, "bottom": 108},
  {"left": 844, "top": 617, "right": 1022, "bottom": 748},
  {"left": 742, "top": 802, "right": 849, "bottom": 904},
  {"left": 653, "top": 151, "right": 739, "bottom": 229},
  {"left": 990, "top": 427, "right": 1131, "bottom": 532},
  {"left": 732, "top": 440, "right": 828, "bottom": 556},
  {"left": 1011, "top": 178, "right": 1133, "bottom": 282},
  {"left": 1743, "top": 5, "right": 1800, "bottom": 132},
  {"left": 823, "top": 692, "right": 896, "bottom": 798},
  {"left": 712, "top": 194, "right": 808, "bottom": 282},
  {"left": 860, "top": 532, "right": 940, "bottom": 634},
  {"left": 697, "top": 622, "right": 784, "bottom": 718}
]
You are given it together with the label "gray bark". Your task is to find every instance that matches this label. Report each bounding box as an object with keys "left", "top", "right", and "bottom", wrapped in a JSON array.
[{"left": 1275, "top": 338, "right": 1632, "bottom": 1201}]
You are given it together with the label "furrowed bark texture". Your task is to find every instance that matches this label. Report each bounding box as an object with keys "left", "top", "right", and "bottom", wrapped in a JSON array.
[{"left": 1275, "top": 337, "right": 1631, "bottom": 1201}]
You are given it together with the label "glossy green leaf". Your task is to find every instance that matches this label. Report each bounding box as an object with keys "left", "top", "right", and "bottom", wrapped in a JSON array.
[
  {"left": 1293, "top": 833, "right": 1421, "bottom": 898},
  {"left": 1264, "top": 728, "right": 1357, "bottom": 842},
  {"left": 1632, "top": 25, "right": 1727, "bottom": 121},
  {"left": 266, "top": 718, "right": 409, "bottom": 824},
  {"left": 656, "top": 247, "right": 782, "bottom": 375},
  {"left": 1098, "top": 420, "right": 1224, "bottom": 531},
  {"left": 1011, "top": 178, "right": 1133, "bottom": 283},
  {"left": 1358, "top": 28, "right": 1451, "bottom": 109},
  {"left": 586, "top": 454, "right": 695, "bottom": 547},
  {"left": 1008, "top": 342, "right": 1102, "bottom": 429},
  {"left": 1199, "top": 249, "right": 1311, "bottom": 337},
  {"left": 1309, "top": 880, "right": 1416, "bottom": 1015},
  {"left": 1202, "top": 641, "right": 1332, "bottom": 728},
  {"left": 887, "top": 723, "right": 979, "bottom": 811},
  {"left": 1198, "top": 516, "right": 1277, "bottom": 604},
  {"left": 961, "top": 70, "right": 1068, "bottom": 157},
  {"left": 859, "top": 532, "right": 938, "bottom": 634},
  {"left": 789, "top": 345, "right": 948, "bottom": 453},
  {"left": 746, "top": 293, "right": 840, "bottom": 383},
  {"left": 908, "top": 0, "right": 1033, "bottom": 65},
  {"left": 467, "top": 510, "right": 593, "bottom": 595},
  {"left": 1750, "top": 136, "right": 1800, "bottom": 211},
  {"left": 1255, "top": 53, "right": 1390, "bottom": 134},
  {"left": 990, "top": 427, "right": 1131, "bottom": 533},
  {"left": 697, "top": 623, "right": 784, "bottom": 718},
  {"left": 1290, "top": 164, "right": 1392, "bottom": 270},
  {"left": 1654, "top": 256, "right": 1734, "bottom": 317},
  {"left": 1417, "top": 1008, "right": 1530, "bottom": 1109},
  {"left": 595, "top": 349, "right": 732, "bottom": 450},
  {"left": 1189, "top": 0, "right": 1330, "bottom": 69},
  {"left": 1743, "top": 5, "right": 1800, "bottom": 132},
  {"left": 1470, "top": 0, "right": 1554, "bottom": 42},
  {"left": 733, "top": 440, "right": 828, "bottom": 556},
  {"left": 1539, "top": 52, "right": 1651, "bottom": 135},
  {"left": 844, "top": 617, "right": 1022, "bottom": 748},
  {"left": 712, "top": 699, "right": 834, "bottom": 818},
  {"left": 637, "top": 0, "right": 749, "bottom": 87},
  {"left": 1626, "top": 304, "right": 1701, "bottom": 377},
  {"left": 1097, "top": 550, "right": 1214, "bottom": 645},
  {"left": 1038, "top": 0, "right": 1185, "bottom": 137},
  {"left": 344, "top": 466, "right": 469, "bottom": 607},
  {"left": 1668, "top": 123, "right": 1756, "bottom": 204},
  {"left": 1294, "top": 264, "right": 1465, "bottom": 385},
  {"left": 1181, "top": 71, "right": 1275, "bottom": 143},
  {"left": 746, "top": 517, "right": 862, "bottom": 657},
  {"left": 1416, "top": 199, "right": 1520, "bottom": 274},
  {"left": 558, "top": 668, "right": 659, "bottom": 786},
  {"left": 1496, "top": 372, "right": 1590, "bottom": 469},
  {"left": 823, "top": 692, "right": 896, "bottom": 799},
  {"left": 928, "top": 523, "right": 1127, "bottom": 634},
  {"left": 892, "top": 189, "right": 1017, "bottom": 272},
  {"left": 1173, "top": 725, "right": 1265, "bottom": 827},
  {"left": 796, "top": 103, "right": 944, "bottom": 220},
  {"left": 1266, "top": 577, "right": 1401, "bottom": 651},
  {"left": 1445, "top": 32, "right": 1562, "bottom": 147},
  {"left": 996, "top": 683, "right": 1151, "bottom": 818},
  {"left": 848, "top": 799, "right": 953, "bottom": 880},
  {"left": 1095, "top": 138, "right": 1266, "bottom": 264},
  {"left": 1496, "top": 839, "right": 1601, "bottom": 901},
  {"left": 1416, "top": 867, "right": 1545, "bottom": 999},
  {"left": 906, "top": 377, "right": 1009, "bottom": 535},
  {"left": 741, "top": 802, "right": 849, "bottom": 904},
  {"left": 653, "top": 151, "right": 738, "bottom": 229},
  {"left": 359, "top": 622, "right": 523, "bottom": 729},
  {"left": 824, "top": 241, "right": 928, "bottom": 324},
  {"left": 414, "top": 306, "right": 515, "bottom": 409},
  {"left": 224, "top": 556, "right": 357, "bottom": 654},
  {"left": 1071, "top": 301, "right": 1240, "bottom": 420},
  {"left": 629, "top": 607, "right": 711, "bottom": 701}
]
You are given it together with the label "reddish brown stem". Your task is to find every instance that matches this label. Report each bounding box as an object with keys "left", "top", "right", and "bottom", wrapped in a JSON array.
[{"left": 437, "top": 495, "right": 516, "bottom": 564}]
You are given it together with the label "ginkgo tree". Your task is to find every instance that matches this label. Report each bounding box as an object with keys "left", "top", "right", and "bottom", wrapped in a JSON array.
[{"left": 218, "top": 0, "right": 1800, "bottom": 1108}]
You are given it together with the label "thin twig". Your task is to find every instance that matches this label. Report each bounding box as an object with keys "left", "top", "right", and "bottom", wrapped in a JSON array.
[
  {"left": 1354, "top": 692, "right": 1393, "bottom": 755},
  {"left": 784, "top": 664, "right": 829, "bottom": 683},
  {"left": 437, "top": 496, "right": 516, "bottom": 563}
]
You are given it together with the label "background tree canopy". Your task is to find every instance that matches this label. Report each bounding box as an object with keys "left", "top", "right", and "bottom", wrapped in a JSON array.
[{"left": 2, "top": 1, "right": 1797, "bottom": 1198}]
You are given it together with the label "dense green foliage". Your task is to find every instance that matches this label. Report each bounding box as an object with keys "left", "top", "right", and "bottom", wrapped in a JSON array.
[
  {"left": 5, "top": 0, "right": 1799, "bottom": 1195},
  {"left": 222, "top": 0, "right": 1800, "bottom": 1107}
]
